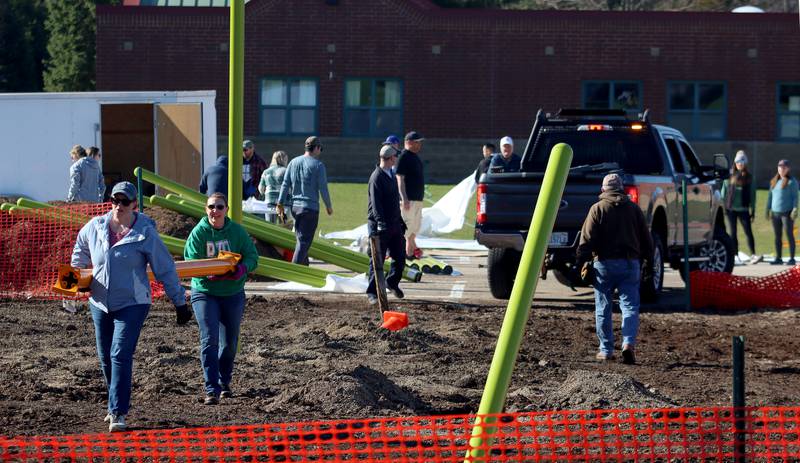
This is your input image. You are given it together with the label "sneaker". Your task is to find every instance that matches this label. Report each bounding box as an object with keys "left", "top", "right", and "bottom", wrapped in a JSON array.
[
  {"left": 595, "top": 352, "right": 615, "bottom": 361},
  {"left": 108, "top": 414, "right": 127, "bottom": 432},
  {"left": 220, "top": 384, "right": 233, "bottom": 399},
  {"left": 388, "top": 286, "right": 404, "bottom": 299},
  {"left": 104, "top": 413, "right": 113, "bottom": 423},
  {"left": 204, "top": 393, "right": 219, "bottom": 405},
  {"left": 366, "top": 294, "right": 378, "bottom": 305},
  {"left": 788, "top": 259, "right": 796, "bottom": 266},
  {"left": 750, "top": 254, "right": 763, "bottom": 264},
  {"left": 771, "top": 259, "right": 783, "bottom": 265},
  {"left": 622, "top": 345, "right": 636, "bottom": 365}
]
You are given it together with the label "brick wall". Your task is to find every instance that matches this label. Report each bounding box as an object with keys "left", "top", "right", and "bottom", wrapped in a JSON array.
[{"left": 97, "top": 0, "right": 799, "bottom": 175}]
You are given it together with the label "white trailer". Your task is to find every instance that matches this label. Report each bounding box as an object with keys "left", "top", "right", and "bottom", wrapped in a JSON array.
[{"left": 0, "top": 90, "right": 217, "bottom": 201}]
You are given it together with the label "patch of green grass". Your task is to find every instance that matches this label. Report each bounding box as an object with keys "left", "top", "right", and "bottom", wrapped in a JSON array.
[{"left": 317, "top": 183, "right": 476, "bottom": 241}]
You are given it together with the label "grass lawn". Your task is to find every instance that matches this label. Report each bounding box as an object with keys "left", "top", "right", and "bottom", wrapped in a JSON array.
[
  {"left": 316, "top": 185, "right": 794, "bottom": 257},
  {"left": 317, "top": 183, "right": 476, "bottom": 242}
]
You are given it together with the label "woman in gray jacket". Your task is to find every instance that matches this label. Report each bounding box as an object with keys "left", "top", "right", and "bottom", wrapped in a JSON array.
[{"left": 71, "top": 182, "right": 191, "bottom": 432}]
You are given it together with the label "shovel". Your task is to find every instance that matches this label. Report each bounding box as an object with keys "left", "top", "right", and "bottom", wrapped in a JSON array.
[{"left": 369, "top": 235, "right": 408, "bottom": 331}]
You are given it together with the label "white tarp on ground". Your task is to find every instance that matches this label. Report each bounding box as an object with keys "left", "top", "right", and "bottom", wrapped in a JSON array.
[
  {"left": 242, "top": 197, "right": 273, "bottom": 214},
  {"left": 323, "top": 174, "right": 477, "bottom": 242},
  {"left": 267, "top": 273, "right": 369, "bottom": 293}
]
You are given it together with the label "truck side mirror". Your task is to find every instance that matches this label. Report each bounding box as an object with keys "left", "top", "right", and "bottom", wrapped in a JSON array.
[
  {"left": 713, "top": 153, "right": 729, "bottom": 179},
  {"left": 713, "top": 153, "right": 729, "bottom": 171}
]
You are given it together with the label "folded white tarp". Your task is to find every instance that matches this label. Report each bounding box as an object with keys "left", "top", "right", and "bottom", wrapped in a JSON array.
[
  {"left": 323, "top": 174, "right": 477, "bottom": 241},
  {"left": 267, "top": 273, "right": 369, "bottom": 293}
]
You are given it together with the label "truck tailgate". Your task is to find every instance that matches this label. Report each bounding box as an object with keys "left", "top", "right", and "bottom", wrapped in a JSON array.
[{"left": 480, "top": 172, "right": 604, "bottom": 244}]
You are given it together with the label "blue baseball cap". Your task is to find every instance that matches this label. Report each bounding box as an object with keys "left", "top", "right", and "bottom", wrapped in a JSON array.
[
  {"left": 382, "top": 135, "right": 400, "bottom": 145},
  {"left": 111, "top": 181, "right": 138, "bottom": 201}
]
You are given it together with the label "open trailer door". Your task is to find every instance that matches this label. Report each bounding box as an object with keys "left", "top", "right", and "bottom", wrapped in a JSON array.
[{"left": 155, "top": 103, "right": 203, "bottom": 195}]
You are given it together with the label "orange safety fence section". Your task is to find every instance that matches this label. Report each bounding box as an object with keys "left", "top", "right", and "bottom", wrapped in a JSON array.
[
  {"left": 0, "top": 203, "right": 164, "bottom": 301},
  {"left": 1, "top": 407, "right": 798, "bottom": 462},
  {"left": 690, "top": 267, "right": 800, "bottom": 310}
]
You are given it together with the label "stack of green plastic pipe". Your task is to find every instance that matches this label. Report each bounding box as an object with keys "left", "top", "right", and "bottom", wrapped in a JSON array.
[
  {"left": 13, "top": 198, "right": 330, "bottom": 287},
  {"left": 135, "top": 167, "right": 420, "bottom": 282}
]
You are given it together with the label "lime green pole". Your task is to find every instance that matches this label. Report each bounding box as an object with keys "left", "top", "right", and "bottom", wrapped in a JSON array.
[
  {"left": 227, "top": 0, "right": 244, "bottom": 223},
  {"left": 465, "top": 143, "right": 573, "bottom": 462}
]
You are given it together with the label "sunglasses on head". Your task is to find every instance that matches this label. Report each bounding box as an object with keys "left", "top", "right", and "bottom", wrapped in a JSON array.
[
  {"left": 111, "top": 197, "right": 133, "bottom": 207},
  {"left": 207, "top": 204, "right": 226, "bottom": 211}
]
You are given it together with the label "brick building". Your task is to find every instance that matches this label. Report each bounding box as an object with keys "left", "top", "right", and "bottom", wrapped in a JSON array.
[{"left": 97, "top": 1, "right": 799, "bottom": 183}]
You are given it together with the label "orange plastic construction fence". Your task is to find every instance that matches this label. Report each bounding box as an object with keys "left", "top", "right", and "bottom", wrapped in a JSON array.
[
  {"left": 0, "top": 203, "right": 164, "bottom": 301},
  {"left": 691, "top": 268, "right": 800, "bottom": 310},
  {"left": 1, "top": 407, "right": 798, "bottom": 462}
]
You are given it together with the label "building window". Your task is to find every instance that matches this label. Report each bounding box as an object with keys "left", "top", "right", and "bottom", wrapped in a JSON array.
[
  {"left": 259, "top": 78, "right": 317, "bottom": 135},
  {"left": 667, "top": 81, "right": 726, "bottom": 140},
  {"left": 582, "top": 81, "right": 642, "bottom": 113},
  {"left": 777, "top": 83, "right": 800, "bottom": 140},
  {"left": 344, "top": 78, "right": 402, "bottom": 137}
]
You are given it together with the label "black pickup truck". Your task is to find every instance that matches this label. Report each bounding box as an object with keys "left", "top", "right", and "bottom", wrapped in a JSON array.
[{"left": 475, "top": 109, "right": 734, "bottom": 300}]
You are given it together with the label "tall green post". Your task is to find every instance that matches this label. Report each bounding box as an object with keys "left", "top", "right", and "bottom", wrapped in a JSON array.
[
  {"left": 227, "top": 0, "right": 244, "bottom": 222},
  {"left": 465, "top": 143, "right": 573, "bottom": 462},
  {"left": 682, "top": 177, "right": 690, "bottom": 310}
]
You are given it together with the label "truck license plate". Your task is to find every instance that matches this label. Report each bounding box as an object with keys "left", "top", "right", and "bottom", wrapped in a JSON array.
[{"left": 548, "top": 232, "right": 569, "bottom": 247}]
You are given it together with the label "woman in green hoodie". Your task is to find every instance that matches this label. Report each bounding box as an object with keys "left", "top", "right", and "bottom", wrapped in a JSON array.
[{"left": 184, "top": 192, "right": 258, "bottom": 405}]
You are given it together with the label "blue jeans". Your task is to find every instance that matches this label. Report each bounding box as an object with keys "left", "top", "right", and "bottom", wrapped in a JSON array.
[
  {"left": 593, "top": 259, "right": 640, "bottom": 355},
  {"left": 191, "top": 290, "right": 246, "bottom": 395},
  {"left": 90, "top": 303, "right": 150, "bottom": 416},
  {"left": 292, "top": 206, "right": 319, "bottom": 266}
]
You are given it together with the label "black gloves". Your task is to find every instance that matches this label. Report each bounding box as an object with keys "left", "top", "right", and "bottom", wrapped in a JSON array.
[{"left": 175, "top": 304, "right": 192, "bottom": 326}]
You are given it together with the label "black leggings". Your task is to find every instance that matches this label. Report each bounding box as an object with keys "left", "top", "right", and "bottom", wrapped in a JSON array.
[
  {"left": 726, "top": 210, "right": 756, "bottom": 255},
  {"left": 771, "top": 211, "right": 796, "bottom": 259}
]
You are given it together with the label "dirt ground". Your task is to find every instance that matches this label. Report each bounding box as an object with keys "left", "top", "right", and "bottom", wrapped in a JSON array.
[{"left": 1, "top": 295, "right": 799, "bottom": 437}]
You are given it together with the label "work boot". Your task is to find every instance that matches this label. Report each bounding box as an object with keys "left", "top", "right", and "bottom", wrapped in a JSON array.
[
  {"left": 595, "top": 351, "right": 614, "bottom": 361},
  {"left": 108, "top": 414, "right": 127, "bottom": 432},
  {"left": 622, "top": 345, "right": 636, "bottom": 365},
  {"left": 204, "top": 393, "right": 219, "bottom": 405},
  {"left": 220, "top": 384, "right": 233, "bottom": 399},
  {"left": 388, "top": 286, "right": 404, "bottom": 299}
]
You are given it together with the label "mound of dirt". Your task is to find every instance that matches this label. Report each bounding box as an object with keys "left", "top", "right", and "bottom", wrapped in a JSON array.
[
  {"left": 144, "top": 205, "right": 197, "bottom": 240},
  {"left": 530, "top": 370, "right": 676, "bottom": 411}
]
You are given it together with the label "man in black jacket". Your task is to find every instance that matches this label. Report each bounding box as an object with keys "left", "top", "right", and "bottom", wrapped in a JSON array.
[
  {"left": 199, "top": 155, "right": 229, "bottom": 196},
  {"left": 366, "top": 145, "right": 407, "bottom": 305}
]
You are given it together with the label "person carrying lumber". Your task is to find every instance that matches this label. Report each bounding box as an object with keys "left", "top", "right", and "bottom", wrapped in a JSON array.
[{"left": 184, "top": 192, "right": 259, "bottom": 405}]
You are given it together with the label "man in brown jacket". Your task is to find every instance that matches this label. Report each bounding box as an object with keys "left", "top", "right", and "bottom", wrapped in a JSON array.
[{"left": 576, "top": 173, "right": 653, "bottom": 365}]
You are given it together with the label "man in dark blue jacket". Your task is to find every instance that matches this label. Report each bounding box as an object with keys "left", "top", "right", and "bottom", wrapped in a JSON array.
[
  {"left": 199, "top": 155, "right": 229, "bottom": 196},
  {"left": 366, "top": 145, "right": 407, "bottom": 305}
]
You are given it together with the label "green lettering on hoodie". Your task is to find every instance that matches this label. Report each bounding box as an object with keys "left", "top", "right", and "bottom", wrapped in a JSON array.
[{"left": 184, "top": 216, "right": 259, "bottom": 296}]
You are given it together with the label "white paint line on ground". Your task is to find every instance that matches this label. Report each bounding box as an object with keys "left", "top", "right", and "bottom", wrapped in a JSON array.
[{"left": 449, "top": 283, "right": 465, "bottom": 299}]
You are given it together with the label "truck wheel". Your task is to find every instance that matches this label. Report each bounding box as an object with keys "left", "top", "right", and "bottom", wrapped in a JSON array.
[
  {"left": 640, "top": 231, "right": 665, "bottom": 302},
  {"left": 487, "top": 248, "right": 521, "bottom": 299},
  {"left": 680, "top": 229, "right": 736, "bottom": 281}
]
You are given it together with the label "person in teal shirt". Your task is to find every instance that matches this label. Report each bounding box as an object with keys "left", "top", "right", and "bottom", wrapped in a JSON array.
[
  {"left": 258, "top": 150, "right": 290, "bottom": 223},
  {"left": 721, "top": 150, "right": 760, "bottom": 263},
  {"left": 766, "top": 159, "right": 799, "bottom": 265},
  {"left": 184, "top": 192, "right": 259, "bottom": 405}
]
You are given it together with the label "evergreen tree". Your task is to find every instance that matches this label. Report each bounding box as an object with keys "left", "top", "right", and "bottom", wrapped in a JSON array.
[
  {"left": 43, "top": 0, "right": 95, "bottom": 92},
  {"left": 0, "top": 0, "right": 47, "bottom": 92}
]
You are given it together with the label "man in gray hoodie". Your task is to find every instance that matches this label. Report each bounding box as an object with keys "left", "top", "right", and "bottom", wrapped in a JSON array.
[{"left": 67, "top": 145, "right": 105, "bottom": 202}]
